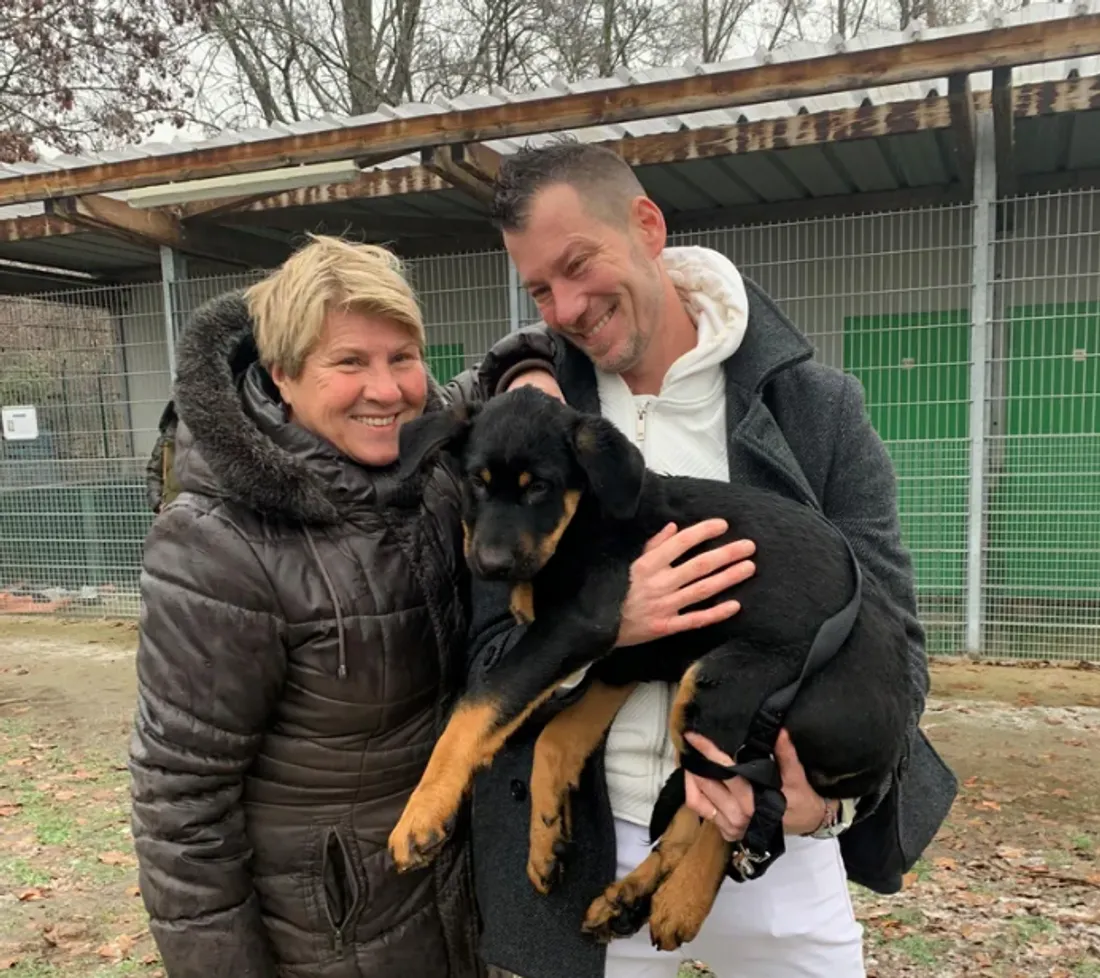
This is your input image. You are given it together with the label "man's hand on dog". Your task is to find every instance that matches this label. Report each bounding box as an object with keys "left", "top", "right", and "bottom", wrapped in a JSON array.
[
  {"left": 682, "top": 729, "right": 829, "bottom": 839},
  {"left": 616, "top": 522, "right": 756, "bottom": 646}
]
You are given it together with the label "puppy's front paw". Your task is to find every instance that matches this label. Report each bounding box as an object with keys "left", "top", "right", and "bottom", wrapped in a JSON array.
[
  {"left": 582, "top": 872, "right": 656, "bottom": 942},
  {"left": 527, "top": 790, "right": 573, "bottom": 894},
  {"left": 387, "top": 791, "right": 457, "bottom": 872}
]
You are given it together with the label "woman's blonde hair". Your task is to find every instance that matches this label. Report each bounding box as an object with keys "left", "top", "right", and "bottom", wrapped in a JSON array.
[{"left": 244, "top": 234, "right": 425, "bottom": 378}]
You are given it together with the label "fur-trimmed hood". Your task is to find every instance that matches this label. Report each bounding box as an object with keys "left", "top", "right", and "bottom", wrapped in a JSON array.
[{"left": 170, "top": 292, "right": 446, "bottom": 525}]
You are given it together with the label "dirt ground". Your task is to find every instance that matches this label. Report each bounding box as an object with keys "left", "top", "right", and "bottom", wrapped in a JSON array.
[{"left": 0, "top": 616, "right": 1098, "bottom": 977}]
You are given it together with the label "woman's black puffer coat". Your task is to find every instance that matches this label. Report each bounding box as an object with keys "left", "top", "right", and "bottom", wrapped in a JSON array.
[{"left": 129, "top": 294, "right": 486, "bottom": 978}]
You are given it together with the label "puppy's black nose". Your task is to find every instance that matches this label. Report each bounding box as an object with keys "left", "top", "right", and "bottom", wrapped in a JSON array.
[{"left": 471, "top": 546, "right": 514, "bottom": 580}]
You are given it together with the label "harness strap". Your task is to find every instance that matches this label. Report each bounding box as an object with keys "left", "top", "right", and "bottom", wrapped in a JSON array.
[{"left": 680, "top": 527, "right": 864, "bottom": 883}]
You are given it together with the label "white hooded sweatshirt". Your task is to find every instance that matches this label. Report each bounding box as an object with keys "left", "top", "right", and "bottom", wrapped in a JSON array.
[{"left": 597, "top": 245, "right": 749, "bottom": 826}]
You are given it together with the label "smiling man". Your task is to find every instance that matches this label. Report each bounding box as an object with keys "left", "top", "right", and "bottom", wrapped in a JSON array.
[{"left": 465, "top": 140, "right": 955, "bottom": 978}]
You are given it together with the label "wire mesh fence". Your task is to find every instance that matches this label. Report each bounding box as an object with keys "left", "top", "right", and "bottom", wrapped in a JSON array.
[
  {"left": 985, "top": 190, "right": 1100, "bottom": 661},
  {"left": 674, "top": 208, "right": 975, "bottom": 656},
  {"left": 0, "top": 194, "right": 1096, "bottom": 663},
  {"left": 0, "top": 283, "right": 167, "bottom": 616}
]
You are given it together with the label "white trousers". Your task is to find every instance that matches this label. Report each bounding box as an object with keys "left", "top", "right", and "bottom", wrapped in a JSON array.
[{"left": 603, "top": 818, "right": 865, "bottom": 978}]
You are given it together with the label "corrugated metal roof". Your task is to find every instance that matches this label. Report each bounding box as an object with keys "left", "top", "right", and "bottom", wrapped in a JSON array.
[
  {"left": 0, "top": 0, "right": 1096, "bottom": 227},
  {"left": 1, "top": 0, "right": 1098, "bottom": 285}
]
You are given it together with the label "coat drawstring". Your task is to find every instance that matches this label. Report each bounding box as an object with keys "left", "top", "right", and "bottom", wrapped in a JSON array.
[{"left": 303, "top": 526, "right": 348, "bottom": 679}]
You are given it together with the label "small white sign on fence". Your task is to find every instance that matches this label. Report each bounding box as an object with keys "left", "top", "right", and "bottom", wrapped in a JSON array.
[{"left": 1, "top": 405, "right": 39, "bottom": 441}]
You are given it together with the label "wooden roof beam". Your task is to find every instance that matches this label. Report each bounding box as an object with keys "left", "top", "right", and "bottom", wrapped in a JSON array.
[
  {"left": 229, "top": 95, "right": 960, "bottom": 217},
  {"left": 992, "top": 67, "right": 1016, "bottom": 195},
  {"left": 1014, "top": 71, "right": 1100, "bottom": 115},
  {"left": 2, "top": 71, "right": 1096, "bottom": 244},
  {"left": 179, "top": 192, "right": 286, "bottom": 220},
  {"left": 0, "top": 213, "right": 78, "bottom": 243},
  {"left": 948, "top": 73, "right": 977, "bottom": 195},
  {"left": 620, "top": 94, "right": 957, "bottom": 164},
  {"left": 420, "top": 144, "right": 503, "bottom": 205},
  {"left": 43, "top": 194, "right": 290, "bottom": 268},
  {"left": 0, "top": 13, "right": 1098, "bottom": 206},
  {"left": 155, "top": 73, "right": 1099, "bottom": 220},
  {"left": 452, "top": 142, "right": 503, "bottom": 183},
  {"left": 179, "top": 166, "right": 450, "bottom": 218},
  {"left": 421, "top": 145, "right": 495, "bottom": 205}
]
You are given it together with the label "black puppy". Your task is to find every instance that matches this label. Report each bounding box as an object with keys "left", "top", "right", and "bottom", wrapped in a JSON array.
[{"left": 387, "top": 386, "right": 910, "bottom": 950}]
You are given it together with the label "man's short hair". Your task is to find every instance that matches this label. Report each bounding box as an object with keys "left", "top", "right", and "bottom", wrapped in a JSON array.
[
  {"left": 244, "top": 234, "right": 424, "bottom": 379},
  {"left": 490, "top": 138, "right": 647, "bottom": 232}
]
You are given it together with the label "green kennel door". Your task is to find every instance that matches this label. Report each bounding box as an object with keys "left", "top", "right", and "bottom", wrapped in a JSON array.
[
  {"left": 843, "top": 311, "right": 971, "bottom": 637},
  {"left": 991, "top": 303, "right": 1100, "bottom": 604},
  {"left": 426, "top": 343, "right": 466, "bottom": 385}
]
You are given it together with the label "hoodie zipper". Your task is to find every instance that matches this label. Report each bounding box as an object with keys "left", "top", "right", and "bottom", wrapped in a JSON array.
[
  {"left": 635, "top": 400, "right": 653, "bottom": 450},
  {"left": 633, "top": 396, "right": 672, "bottom": 804}
]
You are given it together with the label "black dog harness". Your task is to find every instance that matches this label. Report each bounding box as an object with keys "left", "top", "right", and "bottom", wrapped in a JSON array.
[{"left": 678, "top": 528, "right": 864, "bottom": 883}]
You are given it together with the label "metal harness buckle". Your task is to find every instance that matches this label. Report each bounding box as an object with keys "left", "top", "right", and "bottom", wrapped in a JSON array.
[{"left": 729, "top": 842, "right": 771, "bottom": 879}]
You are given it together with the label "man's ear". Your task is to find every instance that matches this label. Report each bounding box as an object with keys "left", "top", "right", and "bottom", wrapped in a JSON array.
[
  {"left": 396, "top": 403, "right": 477, "bottom": 481},
  {"left": 570, "top": 414, "right": 645, "bottom": 520}
]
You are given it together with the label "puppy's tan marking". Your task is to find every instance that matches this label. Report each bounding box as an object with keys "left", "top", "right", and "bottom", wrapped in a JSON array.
[
  {"left": 668, "top": 660, "right": 701, "bottom": 756},
  {"left": 510, "top": 582, "right": 535, "bottom": 624},
  {"left": 536, "top": 490, "right": 581, "bottom": 565}
]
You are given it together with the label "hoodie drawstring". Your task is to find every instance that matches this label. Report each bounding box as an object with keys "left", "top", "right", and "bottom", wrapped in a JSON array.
[{"left": 303, "top": 526, "right": 348, "bottom": 680}]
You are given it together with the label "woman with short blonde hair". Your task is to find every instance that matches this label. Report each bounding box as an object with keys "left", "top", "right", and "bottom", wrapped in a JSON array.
[
  {"left": 247, "top": 235, "right": 426, "bottom": 377},
  {"left": 129, "top": 234, "right": 501, "bottom": 978}
]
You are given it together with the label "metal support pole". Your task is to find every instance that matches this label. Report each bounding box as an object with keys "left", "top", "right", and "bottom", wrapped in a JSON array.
[
  {"left": 508, "top": 257, "right": 522, "bottom": 332},
  {"left": 159, "top": 246, "right": 187, "bottom": 379},
  {"left": 966, "top": 111, "right": 996, "bottom": 654}
]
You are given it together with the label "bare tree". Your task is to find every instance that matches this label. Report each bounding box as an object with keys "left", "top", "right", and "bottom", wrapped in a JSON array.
[
  {"left": 0, "top": 0, "right": 204, "bottom": 162},
  {"left": 176, "top": 0, "right": 1036, "bottom": 136},
  {"left": 187, "top": 0, "right": 432, "bottom": 127},
  {"left": 419, "top": 0, "right": 550, "bottom": 97},
  {"left": 672, "top": 0, "right": 758, "bottom": 63}
]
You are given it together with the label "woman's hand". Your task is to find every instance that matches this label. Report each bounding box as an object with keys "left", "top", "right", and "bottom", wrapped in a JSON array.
[
  {"left": 683, "top": 729, "right": 830, "bottom": 840},
  {"left": 615, "top": 522, "right": 756, "bottom": 647}
]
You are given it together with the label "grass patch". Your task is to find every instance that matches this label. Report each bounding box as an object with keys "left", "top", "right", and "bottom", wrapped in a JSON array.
[
  {"left": 1044, "top": 848, "right": 1074, "bottom": 869},
  {"left": 909, "top": 858, "right": 934, "bottom": 882},
  {"left": 89, "top": 959, "right": 160, "bottom": 976},
  {"left": 4, "top": 962, "right": 61, "bottom": 977},
  {"left": 890, "top": 935, "right": 951, "bottom": 967},
  {"left": 0, "top": 857, "right": 53, "bottom": 888},
  {"left": 10, "top": 788, "right": 77, "bottom": 847},
  {"left": 889, "top": 908, "right": 925, "bottom": 927},
  {"left": 1010, "top": 915, "right": 1057, "bottom": 944}
]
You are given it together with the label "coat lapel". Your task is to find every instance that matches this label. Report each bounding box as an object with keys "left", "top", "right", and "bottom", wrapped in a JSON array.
[
  {"left": 726, "top": 389, "right": 821, "bottom": 509},
  {"left": 719, "top": 279, "right": 820, "bottom": 508}
]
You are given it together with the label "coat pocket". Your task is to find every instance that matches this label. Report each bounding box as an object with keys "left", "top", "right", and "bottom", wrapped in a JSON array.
[{"left": 320, "top": 826, "right": 362, "bottom": 953}]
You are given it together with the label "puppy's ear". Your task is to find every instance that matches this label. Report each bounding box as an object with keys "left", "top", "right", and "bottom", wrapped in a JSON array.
[
  {"left": 397, "top": 403, "right": 477, "bottom": 481},
  {"left": 570, "top": 414, "right": 645, "bottom": 520}
]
